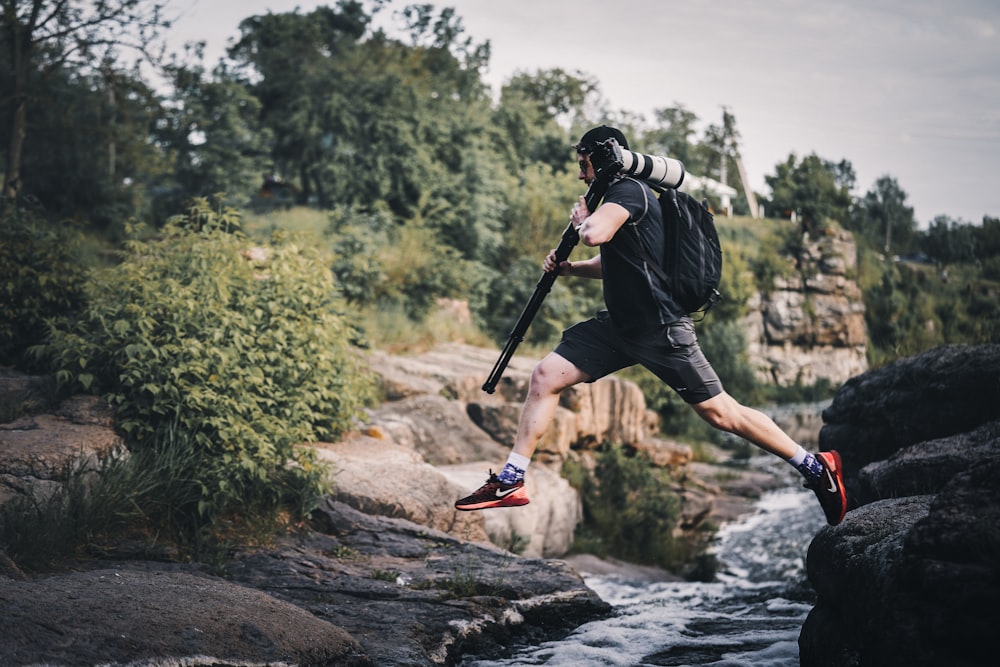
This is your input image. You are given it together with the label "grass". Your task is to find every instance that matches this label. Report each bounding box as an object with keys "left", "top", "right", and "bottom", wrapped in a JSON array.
[{"left": 242, "top": 206, "right": 331, "bottom": 241}]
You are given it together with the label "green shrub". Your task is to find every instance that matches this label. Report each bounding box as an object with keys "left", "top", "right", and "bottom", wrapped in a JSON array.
[
  {"left": 34, "top": 198, "right": 376, "bottom": 550},
  {"left": 0, "top": 208, "right": 88, "bottom": 368},
  {"left": 326, "top": 205, "right": 475, "bottom": 321},
  {"left": 565, "top": 444, "right": 708, "bottom": 574}
]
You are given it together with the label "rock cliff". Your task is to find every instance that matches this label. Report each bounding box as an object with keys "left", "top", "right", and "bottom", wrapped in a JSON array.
[
  {"left": 743, "top": 228, "right": 868, "bottom": 387},
  {"left": 799, "top": 343, "right": 1000, "bottom": 667}
]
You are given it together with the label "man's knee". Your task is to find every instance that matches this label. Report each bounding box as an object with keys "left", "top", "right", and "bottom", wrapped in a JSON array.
[
  {"left": 691, "top": 392, "right": 739, "bottom": 432},
  {"left": 530, "top": 355, "right": 582, "bottom": 394}
]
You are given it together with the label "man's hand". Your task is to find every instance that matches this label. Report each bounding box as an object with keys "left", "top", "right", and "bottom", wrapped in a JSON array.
[
  {"left": 570, "top": 195, "right": 589, "bottom": 230},
  {"left": 543, "top": 249, "right": 572, "bottom": 275}
]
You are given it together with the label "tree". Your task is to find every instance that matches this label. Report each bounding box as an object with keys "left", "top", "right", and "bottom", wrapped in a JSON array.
[
  {"left": 644, "top": 104, "right": 700, "bottom": 170},
  {"left": 765, "top": 152, "right": 854, "bottom": 233},
  {"left": 851, "top": 175, "right": 916, "bottom": 255},
  {"left": 922, "top": 215, "right": 976, "bottom": 264},
  {"left": 0, "top": 0, "right": 169, "bottom": 211},
  {"left": 498, "top": 68, "right": 596, "bottom": 172},
  {"left": 151, "top": 56, "right": 270, "bottom": 218},
  {"left": 227, "top": 2, "right": 370, "bottom": 209}
]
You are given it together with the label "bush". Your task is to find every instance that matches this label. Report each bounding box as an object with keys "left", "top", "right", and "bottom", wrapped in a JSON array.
[
  {"left": 565, "top": 444, "right": 709, "bottom": 575},
  {"left": 0, "top": 208, "right": 88, "bottom": 368},
  {"left": 327, "top": 206, "right": 475, "bottom": 321},
  {"left": 35, "top": 198, "right": 376, "bottom": 552}
]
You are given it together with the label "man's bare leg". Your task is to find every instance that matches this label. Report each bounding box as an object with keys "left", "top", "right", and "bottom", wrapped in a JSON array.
[
  {"left": 455, "top": 352, "right": 589, "bottom": 510},
  {"left": 689, "top": 390, "right": 798, "bottom": 459},
  {"left": 690, "top": 390, "right": 848, "bottom": 524},
  {"left": 510, "top": 352, "right": 591, "bottom": 459}
]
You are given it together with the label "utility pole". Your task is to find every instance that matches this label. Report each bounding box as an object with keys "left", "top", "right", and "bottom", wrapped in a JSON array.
[
  {"left": 734, "top": 154, "right": 760, "bottom": 219},
  {"left": 721, "top": 106, "right": 759, "bottom": 219}
]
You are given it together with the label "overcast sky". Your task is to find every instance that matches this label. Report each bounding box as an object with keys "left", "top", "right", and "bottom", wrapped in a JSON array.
[{"left": 168, "top": 0, "right": 1000, "bottom": 226}]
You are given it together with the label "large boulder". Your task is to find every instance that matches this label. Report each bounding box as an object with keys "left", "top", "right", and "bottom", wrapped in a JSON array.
[
  {"left": 800, "top": 343, "right": 1000, "bottom": 667},
  {"left": 1, "top": 500, "right": 613, "bottom": 667},
  {"left": 820, "top": 343, "right": 1000, "bottom": 497},
  {"left": 311, "top": 436, "right": 491, "bottom": 545},
  {"left": 0, "top": 395, "right": 121, "bottom": 511},
  {"left": 0, "top": 567, "right": 369, "bottom": 666},
  {"left": 365, "top": 393, "right": 509, "bottom": 465},
  {"left": 231, "top": 499, "right": 612, "bottom": 665},
  {"left": 437, "top": 462, "right": 583, "bottom": 558}
]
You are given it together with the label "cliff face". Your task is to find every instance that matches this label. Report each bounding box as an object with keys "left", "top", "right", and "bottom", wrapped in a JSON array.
[
  {"left": 742, "top": 229, "right": 868, "bottom": 387},
  {"left": 799, "top": 344, "right": 1000, "bottom": 667}
]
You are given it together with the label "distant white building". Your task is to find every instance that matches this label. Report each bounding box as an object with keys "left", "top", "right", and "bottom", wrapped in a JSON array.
[{"left": 680, "top": 174, "right": 739, "bottom": 217}]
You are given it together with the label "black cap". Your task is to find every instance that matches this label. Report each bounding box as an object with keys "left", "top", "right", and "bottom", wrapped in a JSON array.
[{"left": 574, "top": 125, "right": 629, "bottom": 153}]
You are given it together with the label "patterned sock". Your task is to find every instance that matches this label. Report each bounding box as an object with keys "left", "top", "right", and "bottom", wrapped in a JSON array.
[
  {"left": 795, "top": 452, "right": 824, "bottom": 483},
  {"left": 497, "top": 452, "right": 531, "bottom": 484}
]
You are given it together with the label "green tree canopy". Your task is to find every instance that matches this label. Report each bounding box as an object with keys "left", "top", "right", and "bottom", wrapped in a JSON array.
[
  {"left": 851, "top": 175, "right": 916, "bottom": 255},
  {"left": 1, "top": 0, "right": 169, "bottom": 211},
  {"left": 764, "top": 152, "right": 854, "bottom": 233}
]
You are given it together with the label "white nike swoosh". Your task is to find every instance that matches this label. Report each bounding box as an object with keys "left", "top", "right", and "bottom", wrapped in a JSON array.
[
  {"left": 825, "top": 472, "right": 838, "bottom": 493},
  {"left": 495, "top": 487, "right": 519, "bottom": 498}
]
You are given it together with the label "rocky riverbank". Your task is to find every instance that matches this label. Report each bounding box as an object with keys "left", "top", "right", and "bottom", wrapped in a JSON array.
[
  {"left": 0, "top": 344, "right": 792, "bottom": 666},
  {"left": 799, "top": 343, "right": 1000, "bottom": 667}
]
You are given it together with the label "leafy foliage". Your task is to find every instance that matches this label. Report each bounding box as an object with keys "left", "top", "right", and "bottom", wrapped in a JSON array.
[
  {"left": 564, "top": 444, "right": 708, "bottom": 575},
  {"left": 863, "top": 257, "right": 1000, "bottom": 365},
  {"left": 34, "top": 198, "right": 376, "bottom": 548},
  {"left": 326, "top": 203, "right": 477, "bottom": 320},
  {"left": 850, "top": 175, "right": 917, "bottom": 255},
  {"left": 0, "top": 208, "right": 87, "bottom": 368},
  {"left": 764, "top": 153, "right": 854, "bottom": 234}
]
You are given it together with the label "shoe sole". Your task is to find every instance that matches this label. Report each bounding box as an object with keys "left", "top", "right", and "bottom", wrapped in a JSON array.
[
  {"left": 455, "top": 493, "right": 530, "bottom": 511},
  {"left": 818, "top": 450, "right": 847, "bottom": 525}
]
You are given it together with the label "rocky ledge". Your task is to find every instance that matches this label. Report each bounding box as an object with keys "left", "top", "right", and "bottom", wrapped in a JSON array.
[
  {"left": 799, "top": 343, "right": 1000, "bottom": 667},
  {"left": 0, "top": 345, "right": 790, "bottom": 666}
]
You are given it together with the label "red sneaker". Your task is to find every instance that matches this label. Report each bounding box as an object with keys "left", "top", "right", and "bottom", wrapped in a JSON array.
[
  {"left": 806, "top": 450, "right": 848, "bottom": 525},
  {"left": 455, "top": 471, "right": 530, "bottom": 511}
]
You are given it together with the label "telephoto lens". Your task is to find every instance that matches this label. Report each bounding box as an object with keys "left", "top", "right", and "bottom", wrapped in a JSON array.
[{"left": 619, "top": 150, "right": 685, "bottom": 190}]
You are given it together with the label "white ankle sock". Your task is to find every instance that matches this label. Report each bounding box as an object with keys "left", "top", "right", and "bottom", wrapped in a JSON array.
[
  {"left": 787, "top": 445, "right": 809, "bottom": 467},
  {"left": 506, "top": 452, "right": 531, "bottom": 472}
]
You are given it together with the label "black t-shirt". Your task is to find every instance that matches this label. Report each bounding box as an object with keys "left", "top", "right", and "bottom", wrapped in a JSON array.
[{"left": 599, "top": 177, "right": 685, "bottom": 334}]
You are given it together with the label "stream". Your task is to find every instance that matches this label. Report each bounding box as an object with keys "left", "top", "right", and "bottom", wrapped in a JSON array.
[{"left": 463, "top": 467, "right": 823, "bottom": 666}]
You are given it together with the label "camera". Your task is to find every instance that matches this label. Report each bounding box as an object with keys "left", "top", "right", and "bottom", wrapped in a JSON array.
[{"left": 589, "top": 138, "right": 686, "bottom": 190}]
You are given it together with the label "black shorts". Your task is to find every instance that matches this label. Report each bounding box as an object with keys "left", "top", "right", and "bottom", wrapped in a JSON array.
[{"left": 554, "top": 313, "right": 723, "bottom": 404}]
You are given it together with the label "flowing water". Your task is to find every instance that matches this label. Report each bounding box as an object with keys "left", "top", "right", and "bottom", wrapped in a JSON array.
[{"left": 463, "top": 468, "right": 822, "bottom": 667}]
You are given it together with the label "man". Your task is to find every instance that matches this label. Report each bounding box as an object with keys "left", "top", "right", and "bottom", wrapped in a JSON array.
[{"left": 456, "top": 126, "right": 848, "bottom": 526}]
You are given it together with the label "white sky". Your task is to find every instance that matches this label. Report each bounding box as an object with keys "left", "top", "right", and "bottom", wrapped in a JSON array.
[{"left": 167, "top": 0, "right": 1000, "bottom": 226}]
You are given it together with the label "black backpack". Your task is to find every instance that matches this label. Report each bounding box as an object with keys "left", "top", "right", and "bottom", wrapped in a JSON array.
[{"left": 640, "top": 187, "right": 723, "bottom": 318}]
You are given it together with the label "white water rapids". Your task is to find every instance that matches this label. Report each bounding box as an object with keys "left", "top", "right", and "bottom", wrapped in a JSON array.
[{"left": 463, "top": 467, "right": 823, "bottom": 666}]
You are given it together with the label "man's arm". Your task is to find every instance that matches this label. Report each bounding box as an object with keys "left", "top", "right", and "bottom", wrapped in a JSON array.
[{"left": 574, "top": 196, "right": 630, "bottom": 247}]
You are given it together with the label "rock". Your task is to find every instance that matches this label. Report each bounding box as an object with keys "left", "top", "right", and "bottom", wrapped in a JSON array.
[
  {"left": 311, "top": 436, "right": 491, "bottom": 545},
  {"left": 367, "top": 343, "right": 536, "bottom": 403},
  {"left": 229, "top": 499, "right": 611, "bottom": 665},
  {"left": 561, "top": 377, "right": 648, "bottom": 447},
  {"left": 800, "top": 343, "right": 1000, "bottom": 667},
  {"left": 0, "top": 395, "right": 122, "bottom": 510},
  {"left": 635, "top": 437, "right": 693, "bottom": 468},
  {"left": 560, "top": 553, "right": 683, "bottom": 583},
  {"left": 802, "top": 495, "right": 934, "bottom": 667},
  {"left": 365, "top": 393, "right": 509, "bottom": 465},
  {"left": 438, "top": 462, "right": 583, "bottom": 558},
  {"left": 857, "top": 419, "right": 1000, "bottom": 505},
  {"left": 895, "top": 459, "right": 1000, "bottom": 664},
  {"left": 742, "top": 229, "right": 868, "bottom": 387},
  {"left": 820, "top": 343, "right": 1000, "bottom": 491},
  {"left": 0, "top": 567, "right": 370, "bottom": 666}
]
